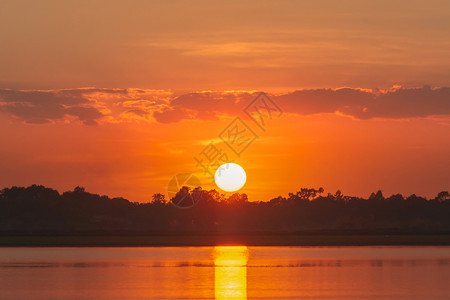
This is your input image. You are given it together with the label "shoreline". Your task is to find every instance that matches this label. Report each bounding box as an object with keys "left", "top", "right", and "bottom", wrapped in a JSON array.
[{"left": 1, "top": 234, "right": 449, "bottom": 247}]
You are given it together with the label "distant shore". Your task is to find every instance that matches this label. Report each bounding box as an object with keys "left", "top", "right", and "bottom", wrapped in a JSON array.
[{"left": 1, "top": 234, "right": 449, "bottom": 247}]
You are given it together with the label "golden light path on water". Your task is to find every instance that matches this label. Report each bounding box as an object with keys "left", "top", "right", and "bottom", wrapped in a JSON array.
[{"left": 214, "top": 246, "right": 249, "bottom": 300}]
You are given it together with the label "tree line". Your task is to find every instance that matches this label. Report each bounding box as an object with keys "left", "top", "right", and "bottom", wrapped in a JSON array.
[{"left": 0, "top": 185, "right": 449, "bottom": 235}]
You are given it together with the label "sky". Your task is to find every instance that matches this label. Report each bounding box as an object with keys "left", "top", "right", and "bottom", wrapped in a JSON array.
[{"left": 0, "top": 0, "right": 449, "bottom": 202}]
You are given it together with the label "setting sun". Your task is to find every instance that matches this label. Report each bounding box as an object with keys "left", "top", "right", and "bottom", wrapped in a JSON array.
[{"left": 214, "top": 163, "right": 247, "bottom": 192}]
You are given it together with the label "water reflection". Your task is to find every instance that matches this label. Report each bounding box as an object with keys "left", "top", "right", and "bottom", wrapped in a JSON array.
[
  {"left": 0, "top": 247, "right": 448, "bottom": 299},
  {"left": 214, "top": 246, "right": 248, "bottom": 300}
]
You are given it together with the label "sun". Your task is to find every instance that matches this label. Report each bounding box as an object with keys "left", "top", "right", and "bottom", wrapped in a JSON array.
[{"left": 214, "top": 163, "right": 247, "bottom": 192}]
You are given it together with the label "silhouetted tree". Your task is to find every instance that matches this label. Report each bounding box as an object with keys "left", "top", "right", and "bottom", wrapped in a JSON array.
[
  {"left": 435, "top": 191, "right": 450, "bottom": 202},
  {"left": 151, "top": 193, "right": 166, "bottom": 204},
  {"left": 0, "top": 185, "right": 449, "bottom": 234}
]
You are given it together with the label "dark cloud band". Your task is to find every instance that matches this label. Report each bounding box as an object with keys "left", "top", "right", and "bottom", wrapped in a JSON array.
[{"left": 0, "top": 86, "right": 448, "bottom": 125}]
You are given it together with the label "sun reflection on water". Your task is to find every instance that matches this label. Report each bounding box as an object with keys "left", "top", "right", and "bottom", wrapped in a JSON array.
[{"left": 214, "top": 246, "right": 248, "bottom": 300}]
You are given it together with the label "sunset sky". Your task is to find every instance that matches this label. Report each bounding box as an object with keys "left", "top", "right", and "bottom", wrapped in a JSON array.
[{"left": 0, "top": 0, "right": 449, "bottom": 202}]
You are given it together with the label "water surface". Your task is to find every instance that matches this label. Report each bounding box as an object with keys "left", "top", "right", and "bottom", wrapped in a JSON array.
[{"left": 0, "top": 246, "right": 448, "bottom": 299}]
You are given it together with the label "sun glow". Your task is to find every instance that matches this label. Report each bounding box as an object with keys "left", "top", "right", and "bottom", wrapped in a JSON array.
[{"left": 214, "top": 163, "right": 247, "bottom": 192}]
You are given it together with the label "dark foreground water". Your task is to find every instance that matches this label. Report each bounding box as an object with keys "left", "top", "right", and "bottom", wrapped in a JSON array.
[{"left": 0, "top": 246, "right": 448, "bottom": 299}]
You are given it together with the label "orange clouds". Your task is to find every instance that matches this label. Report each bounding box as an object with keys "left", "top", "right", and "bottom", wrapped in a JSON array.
[{"left": 1, "top": 86, "right": 449, "bottom": 125}]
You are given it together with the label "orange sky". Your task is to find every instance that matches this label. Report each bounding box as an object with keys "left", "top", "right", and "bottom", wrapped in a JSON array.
[{"left": 0, "top": 1, "right": 449, "bottom": 202}]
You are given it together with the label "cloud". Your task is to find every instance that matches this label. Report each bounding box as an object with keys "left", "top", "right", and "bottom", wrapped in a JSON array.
[
  {"left": 152, "top": 91, "right": 255, "bottom": 123},
  {"left": 359, "top": 86, "right": 450, "bottom": 119},
  {"left": 0, "top": 88, "right": 170, "bottom": 125},
  {"left": 151, "top": 86, "right": 450, "bottom": 123},
  {"left": 0, "top": 89, "right": 106, "bottom": 125},
  {"left": 166, "top": 86, "right": 450, "bottom": 122},
  {"left": 0, "top": 86, "right": 448, "bottom": 125}
]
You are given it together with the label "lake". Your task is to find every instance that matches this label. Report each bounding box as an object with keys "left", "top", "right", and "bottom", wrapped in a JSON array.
[{"left": 0, "top": 246, "right": 448, "bottom": 299}]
